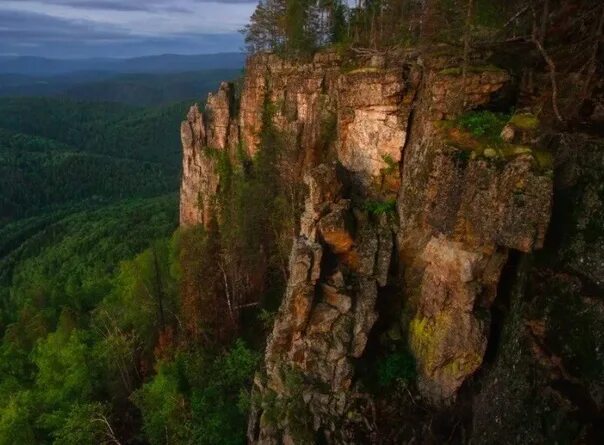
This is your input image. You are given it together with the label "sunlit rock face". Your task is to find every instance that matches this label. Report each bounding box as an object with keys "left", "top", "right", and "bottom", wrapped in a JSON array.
[
  {"left": 251, "top": 164, "right": 392, "bottom": 444},
  {"left": 180, "top": 50, "right": 554, "bottom": 440},
  {"left": 179, "top": 83, "right": 236, "bottom": 228},
  {"left": 337, "top": 67, "right": 418, "bottom": 187},
  {"left": 206, "top": 81, "right": 233, "bottom": 150},
  {"left": 398, "top": 65, "right": 552, "bottom": 405},
  {"left": 180, "top": 104, "right": 211, "bottom": 227}
]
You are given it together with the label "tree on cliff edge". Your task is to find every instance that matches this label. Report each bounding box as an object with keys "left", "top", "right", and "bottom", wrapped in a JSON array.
[{"left": 244, "top": 0, "right": 348, "bottom": 54}]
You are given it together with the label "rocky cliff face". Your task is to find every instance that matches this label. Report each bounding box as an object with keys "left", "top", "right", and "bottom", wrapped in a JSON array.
[
  {"left": 180, "top": 81, "right": 237, "bottom": 227},
  {"left": 178, "top": 48, "right": 598, "bottom": 443}
]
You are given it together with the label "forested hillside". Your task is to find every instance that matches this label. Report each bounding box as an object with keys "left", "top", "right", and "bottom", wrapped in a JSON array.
[
  {"left": 0, "top": 73, "right": 250, "bottom": 442},
  {"left": 1, "top": 0, "right": 603, "bottom": 443},
  {"left": 0, "top": 97, "right": 189, "bottom": 222}
]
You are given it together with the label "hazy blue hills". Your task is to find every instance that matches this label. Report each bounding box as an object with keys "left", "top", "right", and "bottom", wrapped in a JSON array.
[
  {"left": 0, "top": 53, "right": 244, "bottom": 106},
  {"left": 0, "top": 69, "right": 242, "bottom": 106},
  {"left": 0, "top": 52, "right": 245, "bottom": 76}
]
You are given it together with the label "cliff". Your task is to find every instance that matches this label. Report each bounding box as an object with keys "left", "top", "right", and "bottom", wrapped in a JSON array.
[{"left": 179, "top": 48, "right": 603, "bottom": 443}]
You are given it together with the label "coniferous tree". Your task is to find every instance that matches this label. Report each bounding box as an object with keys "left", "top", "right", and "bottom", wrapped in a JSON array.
[{"left": 243, "top": 0, "right": 287, "bottom": 52}]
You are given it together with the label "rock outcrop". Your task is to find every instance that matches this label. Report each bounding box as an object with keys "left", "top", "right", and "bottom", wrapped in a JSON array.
[
  {"left": 180, "top": 82, "right": 237, "bottom": 227},
  {"left": 249, "top": 164, "right": 392, "bottom": 443},
  {"left": 180, "top": 49, "right": 556, "bottom": 441},
  {"left": 396, "top": 63, "right": 552, "bottom": 404},
  {"left": 337, "top": 66, "right": 418, "bottom": 185}
]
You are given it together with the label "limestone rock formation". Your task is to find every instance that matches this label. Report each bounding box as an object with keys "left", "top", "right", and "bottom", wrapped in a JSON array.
[
  {"left": 180, "top": 104, "right": 215, "bottom": 227},
  {"left": 180, "top": 49, "right": 558, "bottom": 441},
  {"left": 206, "top": 81, "right": 233, "bottom": 150},
  {"left": 179, "top": 83, "right": 237, "bottom": 227},
  {"left": 249, "top": 164, "right": 392, "bottom": 443},
  {"left": 337, "top": 67, "right": 417, "bottom": 184},
  {"left": 398, "top": 63, "right": 553, "bottom": 404}
]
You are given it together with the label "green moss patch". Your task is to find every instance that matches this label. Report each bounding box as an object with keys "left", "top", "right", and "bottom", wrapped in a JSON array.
[
  {"left": 456, "top": 110, "right": 510, "bottom": 141},
  {"left": 509, "top": 113, "right": 539, "bottom": 130},
  {"left": 440, "top": 112, "right": 552, "bottom": 173},
  {"left": 409, "top": 314, "right": 483, "bottom": 380},
  {"left": 365, "top": 198, "right": 397, "bottom": 215}
]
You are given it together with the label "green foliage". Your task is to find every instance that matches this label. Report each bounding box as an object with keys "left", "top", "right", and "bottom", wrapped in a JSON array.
[
  {"left": 0, "top": 97, "right": 187, "bottom": 222},
  {"left": 456, "top": 110, "right": 510, "bottom": 141},
  {"left": 473, "top": 0, "right": 507, "bottom": 30},
  {"left": 0, "top": 90, "right": 265, "bottom": 445},
  {"left": 99, "top": 236, "right": 179, "bottom": 365},
  {"left": 245, "top": 0, "right": 347, "bottom": 55},
  {"left": 365, "top": 198, "right": 397, "bottom": 216},
  {"left": 381, "top": 154, "right": 398, "bottom": 175},
  {"left": 258, "top": 309, "right": 277, "bottom": 330},
  {"left": 215, "top": 98, "right": 303, "bottom": 316},
  {"left": 133, "top": 340, "right": 260, "bottom": 445},
  {"left": 1, "top": 196, "right": 178, "bottom": 325},
  {"left": 244, "top": 0, "right": 535, "bottom": 69},
  {"left": 330, "top": 1, "right": 348, "bottom": 44},
  {"left": 190, "top": 340, "right": 260, "bottom": 445},
  {"left": 318, "top": 108, "right": 337, "bottom": 163},
  {"left": 52, "top": 402, "right": 111, "bottom": 445},
  {"left": 176, "top": 224, "right": 231, "bottom": 344},
  {"left": 261, "top": 365, "right": 314, "bottom": 443},
  {"left": 0, "top": 391, "right": 36, "bottom": 445},
  {"left": 131, "top": 361, "right": 190, "bottom": 445},
  {"left": 0, "top": 96, "right": 187, "bottom": 164},
  {"left": 34, "top": 329, "right": 95, "bottom": 420},
  {"left": 377, "top": 349, "right": 416, "bottom": 387},
  {"left": 285, "top": 0, "right": 315, "bottom": 54},
  {"left": 0, "top": 196, "right": 177, "bottom": 443}
]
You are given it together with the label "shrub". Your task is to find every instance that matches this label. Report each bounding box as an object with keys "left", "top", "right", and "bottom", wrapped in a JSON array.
[
  {"left": 377, "top": 350, "right": 416, "bottom": 387},
  {"left": 457, "top": 111, "right": 510, "bottom": 141},
  {"left": 381, "top": 154, "right": 398, "bottom": 175},
  {"left": 52, "top": 402, "right": 111, "bottom": 445},
  {"left": 365, "top": 199, "right": 397, "bottom": 216}
]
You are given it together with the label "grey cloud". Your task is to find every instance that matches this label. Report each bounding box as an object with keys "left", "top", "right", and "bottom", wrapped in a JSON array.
[
  {"left": 0, "top": 1, "right": 252, "bottom": 58},
  {"left": 46, "top": 0, "right": 256, "bottom": 11},
  {"left": 53, "top": 1, "right": 158, "bottom": 11},
  {"left": 0, "top": 9, "right": 131, "bottom": 42},
  {"left": 0, "top": 9, "right": 244, "bottom": 58}
]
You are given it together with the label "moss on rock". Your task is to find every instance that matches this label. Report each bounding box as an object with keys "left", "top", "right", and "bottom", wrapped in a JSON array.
[{"left": 509, "top": 113, "right": 540, "bottom": 130}]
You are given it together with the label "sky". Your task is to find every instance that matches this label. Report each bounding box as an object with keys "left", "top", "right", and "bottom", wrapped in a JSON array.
[{"left": 0, "top": 0, "right": 257, "bottom": 58}]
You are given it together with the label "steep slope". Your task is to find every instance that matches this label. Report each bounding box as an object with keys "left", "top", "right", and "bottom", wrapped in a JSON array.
[{"left": 179, "top": 46, "right": 602, "bottom": 444}]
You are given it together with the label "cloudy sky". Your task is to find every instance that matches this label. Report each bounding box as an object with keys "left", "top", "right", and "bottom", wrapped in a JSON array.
[{"left": 0, "top": 0, "right": 257, "bottom": 58}]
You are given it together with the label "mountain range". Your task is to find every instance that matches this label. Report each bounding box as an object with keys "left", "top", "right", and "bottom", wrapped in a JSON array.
[{"left": 0, "top": 52, "right": 246, "bottom": 76}]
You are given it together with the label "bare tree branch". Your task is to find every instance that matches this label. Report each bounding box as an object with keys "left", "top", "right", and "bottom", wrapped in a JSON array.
[{"left": 92, "top": 415, "right": 122, "bottom": 445}]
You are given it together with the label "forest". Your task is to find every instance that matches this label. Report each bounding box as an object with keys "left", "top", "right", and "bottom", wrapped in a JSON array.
[
  {"left": 0, "top": 87, "right": 259, "bottom": 442},
  {"left": 1, "top": 0, "right": 603, "bottom": 443}
]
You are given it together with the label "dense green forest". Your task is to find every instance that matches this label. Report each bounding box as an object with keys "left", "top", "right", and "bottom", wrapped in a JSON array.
[
  {"left": 0, "top": 197, "right": 258, "bottom": 444},
  {"left": 1, "top": 0, "right": 601, "bottom": 443},
  {"left": 3, "top": 197, "right": 208, "bottom": 443},
  {"left": 0, "top": 75, "right": 258, "bottom": 442},
  {"left": 0, "top": 97, "right": 187, "bottom": 221}
]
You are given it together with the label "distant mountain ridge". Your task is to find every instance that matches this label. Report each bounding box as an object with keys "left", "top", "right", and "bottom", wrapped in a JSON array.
[
  {"left": 0, "top": 52, "right": 246, "bottom": 76},
  {"left": 0, "top": 69, "right": 242, "bottom": 106}
]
